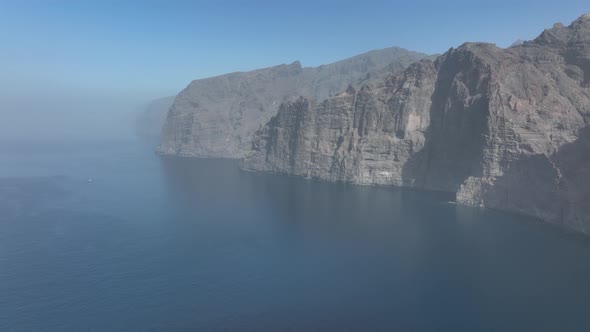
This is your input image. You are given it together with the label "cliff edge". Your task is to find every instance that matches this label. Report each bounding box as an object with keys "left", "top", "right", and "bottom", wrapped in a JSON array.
[
  {"left": 157, "top": 47, "right": 430, "bottom": 158},
  {"left": 242, "top": 15, "right": 590, "bottom": 233}
]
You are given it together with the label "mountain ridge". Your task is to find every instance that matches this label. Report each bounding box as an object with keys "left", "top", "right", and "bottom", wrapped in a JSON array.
[{"left": 157, "top": 46, "right": 432, "bottom": 158}]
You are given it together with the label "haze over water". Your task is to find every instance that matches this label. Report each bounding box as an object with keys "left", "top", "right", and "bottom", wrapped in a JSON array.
[
  {"left": 1, "top": 133, "right": 590, "bottom": 331},
  {"left": 2, "top": 2, "right": 590, "bottom": 331}
]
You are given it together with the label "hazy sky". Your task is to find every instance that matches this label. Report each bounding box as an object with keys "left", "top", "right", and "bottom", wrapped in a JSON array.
[
  {"left": 0, "top": 1, "right": 588, "bottom": 141},
  {"left": 1, "top": 0, "right": 589, "bottom": 98}
]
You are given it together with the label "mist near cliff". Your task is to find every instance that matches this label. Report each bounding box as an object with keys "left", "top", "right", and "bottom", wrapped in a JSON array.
[{"left": 0, "top": 89, "right": 161, "bottom": 142}]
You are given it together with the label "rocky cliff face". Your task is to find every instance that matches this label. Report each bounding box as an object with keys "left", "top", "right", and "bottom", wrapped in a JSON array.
[
  {"left": 242, "top": 14, "right": 590, "bottom": 234},
  {"left": 157, "top": 47, "right": 430, "bottom": 158}
]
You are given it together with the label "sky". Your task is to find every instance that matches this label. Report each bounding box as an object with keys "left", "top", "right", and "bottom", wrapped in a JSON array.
[
  {"left": 1, "top": 0, "right": 589, "bottom": 98},
  {"left": 0, "top": 0, "right": 588, "bottom": 140}
]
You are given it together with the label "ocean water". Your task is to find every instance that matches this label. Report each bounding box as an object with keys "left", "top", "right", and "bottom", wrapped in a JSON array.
[{"left": 1, "top": 138, "right": 590, "bottom": 331}]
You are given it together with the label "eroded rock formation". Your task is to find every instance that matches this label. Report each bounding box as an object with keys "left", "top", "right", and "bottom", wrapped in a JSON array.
[
  {"left": 157, "top": 47, "right": 430, "bottom": 158},
  {"left": 242, "top": 14, "right": 590, "bottom": 233}
]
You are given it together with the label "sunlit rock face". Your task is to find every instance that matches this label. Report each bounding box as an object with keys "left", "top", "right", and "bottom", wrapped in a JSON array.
[
  {"left": 157, "top": 47, "right": 431, "bottom": 158},
  {"left": 242, "top": 14, "right": 590, "bottom": 234}
]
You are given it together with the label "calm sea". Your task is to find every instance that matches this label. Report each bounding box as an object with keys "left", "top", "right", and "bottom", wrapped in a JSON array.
[{"left": 1, "top": 138, "right": 590, "bottom": 331}]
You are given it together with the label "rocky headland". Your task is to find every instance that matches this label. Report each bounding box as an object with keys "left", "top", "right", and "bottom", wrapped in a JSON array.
[
  {"left": 241, "top": 15, "right": 590, "bottom": 234},
  {"left": 158, "top": 14, "right": 590, "bottom": 234},
  {"left": 157, "top": 47, "right": 431, "bottom": 158}
]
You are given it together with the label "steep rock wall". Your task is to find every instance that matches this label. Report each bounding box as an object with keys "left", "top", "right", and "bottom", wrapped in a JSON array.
[
  {"left": 242, "top": 15, "right": 590, "bottom": 233},
  {"left": 158, "top": 47, "right": 430, "bottom": 158}
]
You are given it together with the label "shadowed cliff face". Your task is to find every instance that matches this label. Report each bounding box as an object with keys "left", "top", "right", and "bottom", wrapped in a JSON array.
[
  {"left": 556, "top": 126, "right": 590, "bottom": 232},
  {"left": 157, "top": 47, "right": 431, "bottom": 158},
  {"left": 242, "top": 14, "right": 590, "bottom": 234}
]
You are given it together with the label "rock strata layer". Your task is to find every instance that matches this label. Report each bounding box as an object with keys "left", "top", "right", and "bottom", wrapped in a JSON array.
[
  {"left": 242, "top": 15, "right": 590, "bottom": 234},
  {"left": 158, "top": 47, "right": 430, "bottom": 158}
]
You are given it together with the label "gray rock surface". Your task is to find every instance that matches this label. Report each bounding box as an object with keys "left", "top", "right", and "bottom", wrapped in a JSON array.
[
  {"left": 157, "top": 47, "right": 431, "bottom": 158},
  {"left": 242, "top": 14, "right": 590, "bottom": 234}
]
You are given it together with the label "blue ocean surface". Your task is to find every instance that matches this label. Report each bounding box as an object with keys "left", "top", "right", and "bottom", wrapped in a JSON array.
[{"left": 1, "top": 138, "right": 590, "bottom": 331}]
